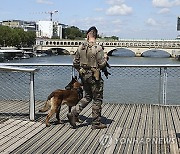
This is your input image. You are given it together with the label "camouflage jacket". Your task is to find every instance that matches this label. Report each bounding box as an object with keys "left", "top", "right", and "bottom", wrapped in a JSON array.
[{"left": 73, "top": 42, "right": 107, "bottom": 70}]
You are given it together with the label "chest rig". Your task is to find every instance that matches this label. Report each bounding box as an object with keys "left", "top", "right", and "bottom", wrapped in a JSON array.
[
  {"left": 79, "top": 42, "right": 98, "bottom": 68},
  {"left": 78, "top": 42, "right": 101, "bottom": 81}
]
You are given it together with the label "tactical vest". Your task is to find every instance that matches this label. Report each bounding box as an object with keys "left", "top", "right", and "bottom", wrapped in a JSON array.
[{"left": 79, "top": 42, "right": 103, "bottom": 68}]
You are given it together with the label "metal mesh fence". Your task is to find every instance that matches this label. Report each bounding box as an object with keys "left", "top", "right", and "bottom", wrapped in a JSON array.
[
  {"left": 0, "top": 70, "right": 31, "bottom": 121},
  {"left": 104, "top": 66, "right": 180, "bottom": 105},
  {"left": 33, "top": 65, "right": 73, "bottom": 100},
  {"left": 0, "top": 64, "right": 180, "bottom": 120},
  {"left": 0, "top": 71, "right": 30, "bottom": 100}
]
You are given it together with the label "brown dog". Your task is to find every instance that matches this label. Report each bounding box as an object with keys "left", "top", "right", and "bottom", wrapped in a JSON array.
[{"left": 39, "top": 77, "right": 83, "bottom": 127}]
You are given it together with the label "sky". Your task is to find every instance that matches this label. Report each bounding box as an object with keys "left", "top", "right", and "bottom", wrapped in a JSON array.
[{"left": 0, "top": 0, "right": 180, "bottom": 39}]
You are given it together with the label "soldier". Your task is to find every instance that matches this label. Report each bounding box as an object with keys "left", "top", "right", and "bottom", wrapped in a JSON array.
[{"left": 67, "top": 26, "right": 110, "bottom": 129}]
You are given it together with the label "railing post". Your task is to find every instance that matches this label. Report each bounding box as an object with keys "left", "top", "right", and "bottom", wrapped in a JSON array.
[
  {"left": 30, "top": 72, "right": 35, "bottom": 120},
  {"left": 158, "top": 68, "right": 162, "bottom": 104},
  {"left": 162, "top": 67, "right": 167, "bottom": 105}
]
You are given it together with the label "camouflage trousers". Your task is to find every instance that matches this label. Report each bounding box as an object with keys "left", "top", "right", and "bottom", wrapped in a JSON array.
[{"left": 73, "top": 72, "right": 104, "bottom": 124}]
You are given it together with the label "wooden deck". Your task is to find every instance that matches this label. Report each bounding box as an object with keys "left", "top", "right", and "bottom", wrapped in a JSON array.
[{"left": 0, "top": 100, "right": 180, "bottom": 154}]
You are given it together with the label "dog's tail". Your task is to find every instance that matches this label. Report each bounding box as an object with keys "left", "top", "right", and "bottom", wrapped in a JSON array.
[
  {"left": 39, "top": 92, "right": 55, "bottom": 112},
  {"left": 39, "top": 100, "right": 50, "bottom": 112}
]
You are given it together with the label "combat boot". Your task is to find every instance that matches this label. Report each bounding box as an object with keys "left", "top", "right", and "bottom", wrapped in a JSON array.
[
  {"left": 75, "top": 116, "right": 83, "bottom": 123},
  {"left": 91, "top": 123, "right": 107, "bottom": 130},
  {"left": 67, "top": 112, "right": 77, "bottom": 128}
]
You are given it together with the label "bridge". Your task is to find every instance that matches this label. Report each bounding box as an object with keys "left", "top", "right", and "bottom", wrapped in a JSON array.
[{"left": 35, "top": 38, "right": 180, "bottom": 57}]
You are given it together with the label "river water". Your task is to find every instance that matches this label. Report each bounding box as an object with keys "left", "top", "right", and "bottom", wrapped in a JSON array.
[{"left": 4, "top": 50, "right": 180, "bottom": 105}]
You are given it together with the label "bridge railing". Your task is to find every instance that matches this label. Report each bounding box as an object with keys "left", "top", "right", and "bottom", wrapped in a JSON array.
[
  {"left": 0, "top": 63, "right": 180, "bottom": 120},
  {"left": 0, "top": 65, "right": 38, "bottom": 120}
]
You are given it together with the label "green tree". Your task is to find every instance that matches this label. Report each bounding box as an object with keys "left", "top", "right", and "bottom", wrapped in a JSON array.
[
  {"left": 0, "top": 25, "right": 36, "bottom": 47},
  {"left": 64, "top": 26, "right": 86, "bottom": 40},
  {"left": 0, "top": 26, "right": 12, "bottom": 46},
  {"left": 104, "top": 36, "right": 119, "bottom": 40}
]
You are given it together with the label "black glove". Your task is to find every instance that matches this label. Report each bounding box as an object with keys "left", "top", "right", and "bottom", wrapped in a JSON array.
[{"left": 104, "top": 70, "right": 111, "bottom": 79}]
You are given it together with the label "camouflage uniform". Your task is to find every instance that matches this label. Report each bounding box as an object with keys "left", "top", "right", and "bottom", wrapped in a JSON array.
[{"left": 73, "top": 41, "right": 107, "bottom": 125}]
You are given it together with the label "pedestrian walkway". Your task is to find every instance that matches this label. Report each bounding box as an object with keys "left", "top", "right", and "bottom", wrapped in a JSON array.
[{"left": 0, "top": 101, "right": 179, "bottom": 153}]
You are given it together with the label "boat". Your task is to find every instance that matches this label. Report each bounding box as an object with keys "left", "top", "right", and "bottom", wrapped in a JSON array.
[
  {"left": 21, "top": 54, "right": 30, "bottom": 59},
  {"left": 34, "top": 52, "right": 48, "bottom": 57},
  {"left": 0, "top": 47, "right": 25, "bottom": 60}
]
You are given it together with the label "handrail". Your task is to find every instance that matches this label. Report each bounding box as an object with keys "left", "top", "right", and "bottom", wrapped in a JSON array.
[
  {"left": 1, "top": 63, "right": 180, "bottom": 67},
  {"left": 0, "top": 65, "right": 39, "bottom": 72}
]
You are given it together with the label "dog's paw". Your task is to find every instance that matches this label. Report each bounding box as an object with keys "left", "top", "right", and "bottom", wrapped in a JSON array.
[
  {"left": 46, "top": 123, "right": 50, "bottom": 127},
  {"left": 55, "top": 120, "right": 63, "bottom": 124}
]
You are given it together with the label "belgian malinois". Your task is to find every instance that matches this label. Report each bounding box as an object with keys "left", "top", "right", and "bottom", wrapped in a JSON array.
[{"left": 39, "top": 77, "right": 83, "bottom": 127}]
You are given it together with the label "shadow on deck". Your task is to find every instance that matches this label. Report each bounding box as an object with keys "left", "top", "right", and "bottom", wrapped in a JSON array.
[{"left": 0, "top": 100, "right": 180, "bottom": 154}]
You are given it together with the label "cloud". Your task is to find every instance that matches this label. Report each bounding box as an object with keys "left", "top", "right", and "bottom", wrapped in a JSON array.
[
  {"left": 70, "top": 17, "right": 106, "bottom": 29},
  {"left": 36, "top": 0, "right": 53, "bottom": 5},
  {"left": 158, "top": 8, "right": 170, "bottom": 14},
  {"left": 106, "top": 4, "right": 132, "bottom": 15},
  {"left": 152, "top": 0, "right": 180, "bottom": 8},
  {"left": 112, "top": 19, "right": 122, "bottom": 24},
  {"left": 95, "top": 8, "right": 104, "bottom": 12},
  {"left": 107, "top": 0, "right": 125, "bottom": 5},
  {"left": 146, "top": 18, "right": 159, "bottom": 26}
]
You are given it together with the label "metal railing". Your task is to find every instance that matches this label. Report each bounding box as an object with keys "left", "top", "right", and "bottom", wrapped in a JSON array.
[
  {"left": 0, "top": 63, "right": 180, "bottom": 120},
  {"left": 0, "top": 65, "right": 38, "bottom": 120}
]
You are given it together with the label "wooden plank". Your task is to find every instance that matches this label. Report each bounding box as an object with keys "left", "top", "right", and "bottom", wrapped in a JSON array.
[
  {"left": 142, "top": 104, "right": 153, "bottom": 154},
  {"left": 99, "top": 104, "right": 126, "bottom": 154},
  {"left": 111, "top": 104, "right": 133, "bottom": 154},
  {"left": 12, "top": 124, "right": 58, "bottom": 153},
  {"left": 122, "top": 104, "right": 142, "bottom": 154},
  {"left": 132, "top": 104, "right": 148, "bottom": 154},
  {"left": 115, "top": 104, "right": 138, "bottom": 154},
  {"left": 87, "top": 104, "right": 121, "bottom": 154},
  {"left": 171, "top": 106, "right": 180, "bottom": 150},
  {"left": 0, "top": 120, "right": 45, "bottom": 153},
  {"left": 0, "top": 120, "right": 22, "bottom": 138},
  {"left": 0, "top": 119, "right": 15, "bottom": 129},
  {"left": 160, "top": 106, "right": 170, "bottom": 154},
  {"left": 67, "top": 104, "right": 113, "bottom": 154},
  {"left": 151, "top": 105, "right": 160, "bottom": 154},
  {"left": 165, "top": 107, "right": 179, "bottom": 154},
  {"left": 33, "top": 103, "right": 93, "bottom": 154},
  {"left": 0, "top": 121, "right": 30, "bottom": 148},
  {"left": 0, "top": 102, "right": 179, "bottom": 154}
]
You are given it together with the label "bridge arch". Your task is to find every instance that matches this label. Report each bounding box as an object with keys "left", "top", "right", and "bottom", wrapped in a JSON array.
[
  {"left": 46, "top": 47, "right": 70, "bottom": 55},
  {"left": 142, "top": 49, "right": 171, "bottom": 57},
  {"left": 108, "top": 48, "right": 136, "bottom": 56}
]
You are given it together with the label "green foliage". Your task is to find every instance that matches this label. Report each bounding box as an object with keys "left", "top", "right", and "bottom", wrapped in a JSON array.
[
  {"left": 0, "top": 25, "right": 36, "bottom": 47},
  {"left": 64, "top": 26, "right": 86, "bottom": 40},
  {"left": 63, "top": 26, "right": 119, "bottom": 40},
  {"left": 104, "top": 36, "right": 119, "bottom": 40}
]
